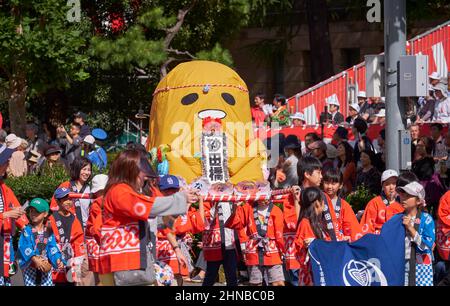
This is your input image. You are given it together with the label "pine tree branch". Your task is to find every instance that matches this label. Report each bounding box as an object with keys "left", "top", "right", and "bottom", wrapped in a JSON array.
[
  {"left": 166, "top": 48, "right": 196, "bottom": 59},
  {"left": 163, "top": 0, "right": 197, "bottom": 50},
  {"left": 160, "top": 57, "right": 176, "bottom": 77}
]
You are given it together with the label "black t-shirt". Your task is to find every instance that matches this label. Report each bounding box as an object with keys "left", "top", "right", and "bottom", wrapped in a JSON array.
[{"left": 57, "top": 213, "right": 75, "bottom": 243}]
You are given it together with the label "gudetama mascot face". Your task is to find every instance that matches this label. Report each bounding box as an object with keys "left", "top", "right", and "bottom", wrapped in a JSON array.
[{"left": 149, "top": 60, "right": 264, "bottom": 184}]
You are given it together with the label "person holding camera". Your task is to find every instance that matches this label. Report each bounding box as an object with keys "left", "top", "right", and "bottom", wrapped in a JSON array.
[{"left": 56, "top": 123, "right": 82, "bottom": 166}]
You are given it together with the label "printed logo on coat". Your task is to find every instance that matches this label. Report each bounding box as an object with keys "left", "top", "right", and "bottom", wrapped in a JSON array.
[
  {"left": 133, "top": 202, "right": 147, "bottom": 217},
  {"left": 342, "top": 258, "right": 387, "bottom": 286},
  {"left": 100, "top": 224, "right": 140, "bottom": 254},
  {"left": 378, "top": 209, "right": 386, "bottom": 221}
]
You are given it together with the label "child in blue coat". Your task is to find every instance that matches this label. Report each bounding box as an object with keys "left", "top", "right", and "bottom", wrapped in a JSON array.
[
  {"left": 395, "top": 182, "right": 435, "bottom": 286},
  {"left": 17, "top": 198, "right": 65, "bottom": 286}
]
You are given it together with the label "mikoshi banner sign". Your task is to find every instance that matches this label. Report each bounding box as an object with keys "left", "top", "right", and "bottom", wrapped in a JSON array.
[{"left": 308, "top": 216, "right": 406, "bottom": 286}]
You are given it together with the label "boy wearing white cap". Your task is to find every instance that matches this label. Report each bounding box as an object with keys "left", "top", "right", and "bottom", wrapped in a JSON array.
[
  {"left": 394, "top": 182, "right": 435, "bottom": 286},
  {"left": 360, "top": 169, "right": 404, "bottom": 234}
]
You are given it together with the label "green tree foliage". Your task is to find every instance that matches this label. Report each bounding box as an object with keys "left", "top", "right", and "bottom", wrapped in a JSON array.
[
  {"left": 0, "top": 0, "right": 91, "bottom": 136},
  {"left": 6, "top": 164, "right": 69, "bottom": 204}
]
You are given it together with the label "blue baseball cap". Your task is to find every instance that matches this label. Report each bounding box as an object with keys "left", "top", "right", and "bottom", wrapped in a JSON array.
[
  {"left": 0, "top": 145, "right": 15, "bottom": 166},
  {"left": 54, "top": 187, "right": 71, "bottom": 200},
  {"left": 92, "top": 128, "right": 107, "bottom": 140},
  {"left": 159, "top": 175, "right": 180, "bottom": 191}
]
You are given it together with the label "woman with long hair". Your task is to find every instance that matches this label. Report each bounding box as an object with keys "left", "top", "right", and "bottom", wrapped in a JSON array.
[
  {"left": 50, "top": 157, "right": 92, "bottom": 227},
  {"left": 294, "top": 187, "right": 333, "bottom": 286},
  {"left": 97, "top": 149, "right": 198, "bottom": 286},
  {"left": 336, "top": 141, "right": 356, "bottom": 197}
]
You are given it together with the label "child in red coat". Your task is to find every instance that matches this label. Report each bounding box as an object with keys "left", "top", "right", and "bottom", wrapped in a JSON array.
[
  {"left": 295, "top": 187, "right": 333, "bottom": 286},
  {"left": 226, "top": 200, "right": 285, "bottom": 286},
  {"left": 360, "top": 169, "right": 404, "bottom": 234},
  {"left": 49, "top": 187, "right": 85, "bottom": 286},
  {"left": 322, "top": 169, "right": 363, "bottom": 241}
]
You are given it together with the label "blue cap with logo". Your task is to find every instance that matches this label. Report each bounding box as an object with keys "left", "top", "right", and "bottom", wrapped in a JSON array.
[
  {"left": 54, "top": 187, "right": 71, "bottom": 200},
  {"left": 159, "top": 175, "right": 180, "bottom": 191}
]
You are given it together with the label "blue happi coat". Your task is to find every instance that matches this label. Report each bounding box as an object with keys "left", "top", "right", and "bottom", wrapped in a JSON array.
[
  {"left": 17, "top": 225, "right": 64, "bottom": 286},
  {"left": 389, "top": 212, "right": 435, "bottom": 286}
]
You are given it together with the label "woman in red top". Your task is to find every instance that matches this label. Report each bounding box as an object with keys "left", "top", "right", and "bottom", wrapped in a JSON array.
[
  {"left": 97, "top": 150, "right": 197, "bottom": 285},
  {"left": 295, "top": 187, "right": 332, "bottom": 286},
  {"left": 0, "top": 146, "right": 28, "bottom": 286}
]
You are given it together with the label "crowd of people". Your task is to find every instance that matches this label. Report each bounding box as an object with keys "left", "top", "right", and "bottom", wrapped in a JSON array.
[
  {"left": 251, "top": 71, "right": 449, "bottom": 128},
  {"left": 0, "top": 73, "right": 449, "bottom": 287},
  {"left": 1, "top": 111, "right": 108, "bottom": 178}
]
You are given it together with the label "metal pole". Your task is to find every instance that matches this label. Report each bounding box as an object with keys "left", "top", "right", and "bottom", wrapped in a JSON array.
[{"left": 384, "top": 0, "right": 407, "bottom": 172}]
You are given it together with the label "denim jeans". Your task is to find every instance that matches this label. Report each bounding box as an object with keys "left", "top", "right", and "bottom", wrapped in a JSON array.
[{"left": 202, "top": 249, "right": 238, "bottom": 286}]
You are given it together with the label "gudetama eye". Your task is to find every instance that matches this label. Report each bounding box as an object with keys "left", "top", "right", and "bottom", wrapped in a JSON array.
[
  {"left": 221, "top": 93, "right": 235, "bottom": 105},
  {"left": 181, "top": 93, "right": 199, "bottom": 105}
]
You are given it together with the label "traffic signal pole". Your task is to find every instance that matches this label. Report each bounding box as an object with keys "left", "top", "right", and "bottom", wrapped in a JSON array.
[{"left": 384, "top": 0, "right": 407, "bottom": 172}]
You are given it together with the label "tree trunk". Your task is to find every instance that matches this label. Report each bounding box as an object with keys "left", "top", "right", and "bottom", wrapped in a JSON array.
[
  {"left": 305, "top": 0, "right": 334, "bottom": 84},
  {"left": 8, "top": 67, "right": 27, "bottom": 137}
]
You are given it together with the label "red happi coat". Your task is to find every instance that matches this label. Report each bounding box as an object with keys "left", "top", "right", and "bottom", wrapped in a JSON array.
[
  {"left": 225, "top": 202, "right": 284, "bottom": 266},
  {"left": 282, "top": 194, "right": 300, "bottom": 270},
  {"left": 283, "top": 192, "right": 343, "bottom": 270},
  {"left": 98, "top": 183, "right": 154, "bottom": 273},
  {"left": 49, "top": 212, "right": 85, "bottom": 283},
  {"left": 85, "top": 196, "right": 102, "bottom": 273},
  {"left": 156, "top": 208, "right": 205, "bottom": 275},
  {"left": 329, "top": 197, "right": 364, "bottom": 241},
  {"left": 295, "top": 218, "right": 331, "bottom": 286},
  {"left": 437, "top": 191, "right": 450, "bottom": 260},
  {"left": 360, "top": 195, "right": 404, "bottom": 234},
  {"left": 0, "top": 182, "right": 28, "bottom": 277},
  {"left": 202, "top": 202, "right": 238, "bottom": 261}
]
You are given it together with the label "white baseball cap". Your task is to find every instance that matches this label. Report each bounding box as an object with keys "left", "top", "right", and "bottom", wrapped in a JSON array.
[
  {"left": 375, "top": 108, "right": 386, "bottom": 117},
  {"left": 429, "top": 72, "right": 441, "bottom": 80},
  {"left": 91, "top": 174, "right": 108, "bottom": 193},
  {"left": 5, "top": 134, "right": 22, "bottom": 149},
  {"left": 349, "top": 103, "right": 360, "bottom": 112},
  {"left": 357, "top": 91, "right": 367, "bottom": 98},
  {"left": 83, "top": 135, "right": 96, "bottom": 145},
  {"left": 290, "top": 112, "right": 305, "bottom": 121},
  {"left": 381, "top": 169, "right": 398, "bottom": 184},
  {"left": 397, "top": 181, "right": 425, "bottom": 200}
]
